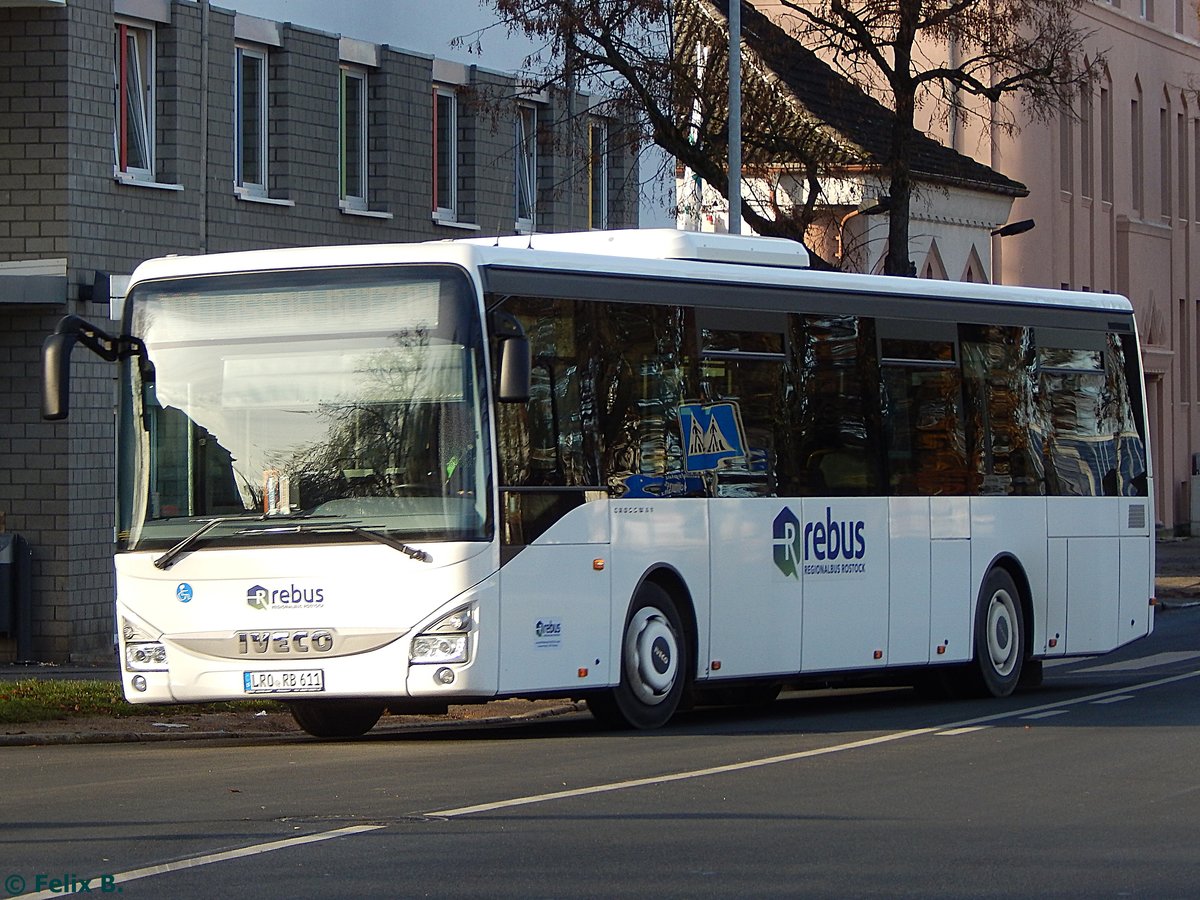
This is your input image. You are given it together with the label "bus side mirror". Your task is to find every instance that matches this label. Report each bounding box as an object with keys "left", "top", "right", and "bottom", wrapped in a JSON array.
[
  {"left": 42, "top": 315, "right": 136, "bottom": 420},
  {"left": 42, "top": 329, "right": 81, "bottom": 421},
  {"left": 492, "top": 312, "right": 531, "bottom": 403}
]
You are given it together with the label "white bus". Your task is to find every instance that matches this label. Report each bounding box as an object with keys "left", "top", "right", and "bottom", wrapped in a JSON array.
[{"left": 43, "top": 230, "right": 1154, "bottom": 737}]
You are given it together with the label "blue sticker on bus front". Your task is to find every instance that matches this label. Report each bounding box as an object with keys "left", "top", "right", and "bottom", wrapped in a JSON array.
[
  {"left": 176, "top": 583, "right": 193, "bottom": 603},
  {"left": 678, "top": 402, "right": 747, "bottom": 472}
]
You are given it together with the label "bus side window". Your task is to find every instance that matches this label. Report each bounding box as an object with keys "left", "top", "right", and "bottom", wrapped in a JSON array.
[
  {"left": 878, "top": 320, "right": 969, "bottom": 496},
  {"left": 960, "top": 324, "right": 1046, "bottom": 497},
  {"left": 493, "top": 296, "right": 595, "bottom": 545},
  {"left": 594, "top": 301, "right": 695, "bottom": 498},
  {"left": 697, "top": 309, "right": 787, "bottom": 498},
  {"left": 1034, "top": 328, "right": 1136, "bottom": 497},
  {"left": 787, "top": 314, "right": 883, "bottom": 497}
]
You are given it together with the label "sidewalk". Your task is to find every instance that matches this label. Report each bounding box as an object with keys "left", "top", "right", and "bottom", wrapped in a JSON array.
[{"left": 1154, "top": 536, "right": 1200, "bottom": 607}]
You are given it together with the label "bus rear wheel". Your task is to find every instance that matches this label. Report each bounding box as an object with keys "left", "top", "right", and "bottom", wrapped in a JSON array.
[
  {"left": 588, "top": 582, "right": 689, "bottom": 730},
  {"left": 971, "top": 567, "right": 1025, "bottom": 697},
  {"left": 290, "top": 700, "right": 384, "bottom": 738}
]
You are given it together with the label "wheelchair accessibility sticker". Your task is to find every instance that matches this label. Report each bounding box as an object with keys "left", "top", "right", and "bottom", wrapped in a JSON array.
[{"left": 678, "top": 402, "right": 747, "bottom": 472}]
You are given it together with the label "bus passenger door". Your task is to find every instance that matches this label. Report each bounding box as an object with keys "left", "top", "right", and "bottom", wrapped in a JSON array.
[
  {"left": 496, "top": 493, "right": 612, "bottom": 693},
  {"left": 800, "top": 498, "right": 890, "bottom": 673},
  {"left": 708, "top": 499, "right": 802, "bottom": 678}
]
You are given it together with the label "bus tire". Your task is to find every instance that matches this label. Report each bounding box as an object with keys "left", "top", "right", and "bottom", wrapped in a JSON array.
[
  {"left": 971, "top": 567, "right": 1025, "bottom": 698},
  {"left": 289, "top": 700, "right": 384, "bottom": 738},
  {"left": 587, "top": 582, "right": 689, "bottom": 730}
]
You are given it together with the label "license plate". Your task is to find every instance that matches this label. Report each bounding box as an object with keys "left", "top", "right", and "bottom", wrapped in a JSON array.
[{"left": 243, "top": 669, "right": 324, "bottom": 694}]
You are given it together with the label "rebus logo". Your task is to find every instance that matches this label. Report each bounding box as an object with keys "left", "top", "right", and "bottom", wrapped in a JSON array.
[
  {"left": 246, "top": 584, "right": 325, "bottom": 610},
  {"left": 774, "top": 506, "right": 869, "bottom": 578}
]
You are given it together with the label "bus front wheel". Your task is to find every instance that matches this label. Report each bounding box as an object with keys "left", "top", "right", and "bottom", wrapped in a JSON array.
[
  {"left": 588, "top": 582, "right": 689, "bottom": 730},
  {"left": 290, "top": 700, "right": 384, "bottom": 738},
  {"left": 971, "top": 568, "right": 1025, "bottom": 698}
]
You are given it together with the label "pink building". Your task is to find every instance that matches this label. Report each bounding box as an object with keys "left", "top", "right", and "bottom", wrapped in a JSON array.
[
  {"left": 966, "top": 1, "right": 1200, "bottom": 534},
  {"left": 748, "top": 0, "right": 1200, "bottom": 533}
]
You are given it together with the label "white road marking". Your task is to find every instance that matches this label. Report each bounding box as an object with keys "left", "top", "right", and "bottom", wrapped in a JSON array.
[
  {"left": 427, "top": 667, "right": 1200, "bottom": 819},
  {"left": 937, "top": 726, "right": 991, "bottom": 736},
  {"left": 58, "top": 664, "right": 1200, "bottom": 891},
  {"left": 1074, "top": 651, "right": 1200, "bottom": 673},
  {"left": 22, "top": 824, "right": 384, "bottom": 900},
  {"left": 1021, "top": 709, "right": 1072, "bottom": 720},
  {"left": 1092, "top": 695, "right": 1135, "bottom": 704}
]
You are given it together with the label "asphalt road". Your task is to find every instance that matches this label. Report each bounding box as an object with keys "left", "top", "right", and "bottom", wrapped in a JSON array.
[{"left": 4, "top": 607, "right": 1200, "bottom": 899}]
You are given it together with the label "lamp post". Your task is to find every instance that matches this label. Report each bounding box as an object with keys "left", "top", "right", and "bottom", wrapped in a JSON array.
[{"left": 728, "top": 0, "right": 741, "bottom": 234}]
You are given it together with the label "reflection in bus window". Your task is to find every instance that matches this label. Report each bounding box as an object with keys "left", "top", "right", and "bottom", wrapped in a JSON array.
[
  {"left": 961, "top": 325, "right": 1046, "bottom": 497},
  {"left": 879, "top": 324, "right": 968, "bottom": 496},
  {"left": 786, "top": 314, "right": 882, "bottom": 497},
  {"left": 1036, "top": 331, "right": 1146, "bottom": 497}
]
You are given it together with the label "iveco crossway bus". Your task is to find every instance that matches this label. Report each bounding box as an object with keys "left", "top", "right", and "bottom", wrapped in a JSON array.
[{"left": 42, "top": 230, "right": 1155, "bottom": 737}]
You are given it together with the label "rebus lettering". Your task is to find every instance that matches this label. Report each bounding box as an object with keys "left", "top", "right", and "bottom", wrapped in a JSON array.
[{"left": 804, "top": 507, "right": 866, "bottom": 562}]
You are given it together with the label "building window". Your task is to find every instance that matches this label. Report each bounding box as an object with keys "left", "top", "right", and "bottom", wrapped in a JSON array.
[
  {"left": 1101, "top": 86, "right": 1113, "bottom": 203},
  {"left": 340, "top": 67, "right": 368, "bottom": 210},
  {"left": 1080, "top": 87, "right": 1093, "bottom": 199},
  {"left": 1161, "top": 105, "right": 1171, "bottom": 220},
  {"left": 114, "top": 20, "right": 154, "bottom": 179},
  {"left": 1194, "top": 120, "right": 1200, "bottom": 221},
  {"left": 1132, "top": 97, "right": 1143, "bottom": 215},
  {"left": 515, "top": 104, "right": 538, "bottom": 232},
  {"left": 433, "top": 87, "right": 458, "bottom": 221},
  {"left": 1179, "top": 110, "right": 1189, "bottom": 220},
  {"left": 1059, "top": 104, "right": 1073, "bottom": 193},
  {"left": 235, "top": 45, "right": 268, "bottom": 196},
  {"left": 589, "top": 120, "right": 609, "bottom": 229}
]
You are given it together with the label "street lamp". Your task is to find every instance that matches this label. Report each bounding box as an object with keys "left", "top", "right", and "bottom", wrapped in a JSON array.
[
  {"left": 837, "top": 195, "right": 892, "bottom": 265},
  {"left": 990, "top": 218, "right": 1036, "bottom": 238}
]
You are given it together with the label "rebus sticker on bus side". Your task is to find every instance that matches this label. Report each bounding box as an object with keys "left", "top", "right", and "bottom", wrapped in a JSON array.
[{"left": 774, "top": 506, "right": 869, "bottom": 579}]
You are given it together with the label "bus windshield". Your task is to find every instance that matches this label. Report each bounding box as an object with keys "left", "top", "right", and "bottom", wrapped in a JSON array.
[{"left": 117, "top": 265, "right": 491, "bottom": 551}]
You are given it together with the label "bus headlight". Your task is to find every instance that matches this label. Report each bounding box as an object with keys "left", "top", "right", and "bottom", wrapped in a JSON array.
[
  {"left": 410, "top": 605, "right": 472, "bottom": 665},
  {"left": 125, "top": 642, "right": 168, "bottom": 671}
]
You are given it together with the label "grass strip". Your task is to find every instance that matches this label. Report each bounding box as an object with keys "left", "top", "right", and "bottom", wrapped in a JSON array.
[{"left": 0, "top": 678, "right": 282, "bottom": 724}]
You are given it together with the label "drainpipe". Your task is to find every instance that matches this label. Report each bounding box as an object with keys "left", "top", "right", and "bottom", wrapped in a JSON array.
[{"left": 199, "top": 0, "right": 210, "bottom": 253}]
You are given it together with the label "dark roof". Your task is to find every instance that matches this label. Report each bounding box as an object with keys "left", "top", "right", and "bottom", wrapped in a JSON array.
[{"left": 707, "top": 0, "right": 1028, "bottom": 197}]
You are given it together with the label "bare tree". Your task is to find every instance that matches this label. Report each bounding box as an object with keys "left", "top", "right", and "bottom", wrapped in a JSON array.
[
  {"left": 469, "top": 0, "right": 861, "bottom": 261},
  {"left": 769, "top": 0, "right": 1102, "bottom": 274},
  {"left": 474, "top": 0, "right": 1098, "bottom": 274}
]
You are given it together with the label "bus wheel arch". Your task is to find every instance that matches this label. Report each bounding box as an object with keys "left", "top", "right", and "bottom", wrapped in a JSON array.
[
  {"left": 587, "top": 568, "right": 696, "bottom": 729},
  {"left": 971, "top": 560, "right": 1027, "bottom": 697}
]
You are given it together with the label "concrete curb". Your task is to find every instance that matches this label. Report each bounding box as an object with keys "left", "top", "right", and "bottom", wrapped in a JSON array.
[{"left": 0, "top": 701, "right": 586, "bottom": 747}]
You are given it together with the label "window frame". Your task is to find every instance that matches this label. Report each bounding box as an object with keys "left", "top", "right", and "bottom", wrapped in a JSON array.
[
  {"left": 588, "top": 119, "right": 609, "bottom": 230},
  {"left": 515, "top": 103, "right": 538, "bottom": 233},
  {"left": 114, "top": 18, "right": 155, "bottom": 181},
  {"left": 433, "top": 86, "right": 459, "bottom": 222},
  {"left": 339, "top": 65, "right": 369, "bottom": 211},
  {"left": 234, "top": 44, "right": 269, "bottom": 197}
]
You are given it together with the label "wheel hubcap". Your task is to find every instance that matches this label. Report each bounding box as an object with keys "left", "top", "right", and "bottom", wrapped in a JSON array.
[
  {"left": 625, "top": 607, "right": 679, "bottom": 705},
  {"left": 986, "top": 589, "right": 1019, "bottom": 677}
]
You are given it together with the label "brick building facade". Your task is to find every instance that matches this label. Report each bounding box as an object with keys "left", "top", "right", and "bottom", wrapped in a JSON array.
[{"left": 0, "top": 0, "right": 638, "bottom": 661}]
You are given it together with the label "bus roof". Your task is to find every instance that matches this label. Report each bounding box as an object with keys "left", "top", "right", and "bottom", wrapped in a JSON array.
[{"left": 124, "top": 229, "right": 1134, "bottom": 318}]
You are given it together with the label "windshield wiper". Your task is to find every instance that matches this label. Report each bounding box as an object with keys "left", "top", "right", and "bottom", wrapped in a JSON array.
[
  {"left": 348, "top": 526, "right": 431, "bottom": 562},
  {"left": 153, "top": 515, "right": 265, "bottom": 570},
  {"left": 234, "top": 522, "right": 431, "bottom": 562}
]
